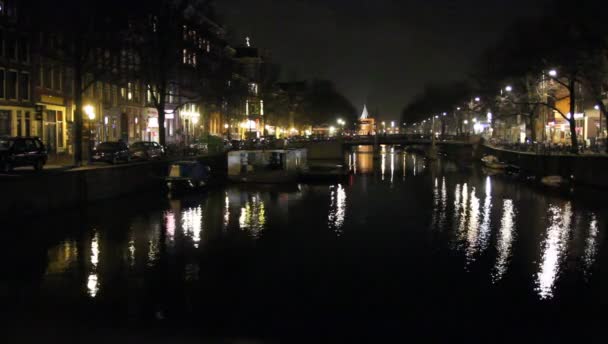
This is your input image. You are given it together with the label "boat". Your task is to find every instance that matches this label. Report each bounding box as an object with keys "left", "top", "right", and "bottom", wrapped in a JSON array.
[
  {"left": 540, "top": 175, "right": 567, "bottom": 188},
  {"left": 165, "top": 161, "right": 211, "bottom": 193},
  {"left": 227, "top": 149, "right": 307, "bottom": 184},
  {"left": 300, "top": 162, "right": 350, "bottom": 182},
  {"left": 481, "top": 155, "right": 508, "bottom": 170}
]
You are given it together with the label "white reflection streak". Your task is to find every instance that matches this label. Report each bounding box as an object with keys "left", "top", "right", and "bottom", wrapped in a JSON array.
[
  {"left": 403, "top": 154, "right": 407, "bottom": 178},
  {"left": 128, "top": 236, "right": 135, "bottom": 267},
  {"left": 353, "top": 152, "right": 357, "bottom": 174},
  {"left": 439, "top": 177, "right": 447, "bottom": 226},
  {"left": 223, "top": 193, "right": 230, "bottom": 229},
  {"left": 493, "top": 199, "right": 515, "bottom": 282},
  {"left": 182, "top": 206, "right": 203, "bottom": 248},
  {"left": 583, "top": 214, "right": 599, "bottom": 275},
  {"left": 165, "top": 211, "right": 176, "bottom": 242},
  {"left": 328, "top": 185, "right": 347, "bottom": 235},
  {"left": 478, "top": 177, "right": 493, "bottom": 252},
  {"left": 413, "top": 155, "right": 417, "bottom": 176},
  {"left": 536, "top": 203, "right": 572, "bottom": 300},
  {"left": 381, "top": 153, "right": 386, "bottom": 180},
  {"left": 465, "top": 187, "right": 480, "bottom": 264},
  {"left": 88, "top": 232, "right": 100, "bottom": 298},
  {"left": 390, "top": 152, "right": 395, "bottom": 183},
  {"left": 457, "top": 183, "right": 469, "bottom": 236}
]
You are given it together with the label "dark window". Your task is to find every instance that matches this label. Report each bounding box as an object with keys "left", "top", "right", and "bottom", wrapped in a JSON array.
[
  {"left": 0, "top": 110, "right": 9, "bottom": 135},
  {"left": 6, "top": 36, "right": 16, "bottom": 60},
  {"left": 25, "top": 139, "right": 36, "bottom": 151},
  {"left": 13, "top": 139, "right": 26, "bottom": 151},
  {"left": 25, "top": 112, "right": 31, "bottom": 136},
  {"left": 19, "top": 37, "right": 28, "bottom": 63},
  {"left": 0, "top": 30, "right": 4, "bottom": 57},
  {"left": 53, "top": 67, "right": 61, "bottom": 91},
  {"left": 6, "top": 70, "right": 17, "bottom": 99},
  {"left": 0, "top": 69, "right": 4, "bottom": 98},
  {"left": 19, "top": 73, "right": 29, "bottom": 101},
  {"left": 43, "top": 66, "right": 51, "bottom": 89}
]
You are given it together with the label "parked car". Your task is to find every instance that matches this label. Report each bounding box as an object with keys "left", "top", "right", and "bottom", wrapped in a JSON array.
[
  {"left": 230, "top": 139, "right": 244, "bottom": 150},
  {"left": 129, "top": 141, "right": 164, "bottom": 160},
  {"left": 0, "top": 136, "right": 47, "bottom": 172},
  {"left": 91, "top": 141, "right": 130, "bottom": 164}
]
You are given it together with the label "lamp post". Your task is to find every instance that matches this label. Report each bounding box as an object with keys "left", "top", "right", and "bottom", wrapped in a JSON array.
[{"left": 84, "top": 105, "right": 95, "bottom": 162}]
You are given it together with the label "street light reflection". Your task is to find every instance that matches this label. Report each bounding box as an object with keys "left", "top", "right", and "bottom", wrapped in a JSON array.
[
  {"left": 583, "top": 214, "right": 599, "bottom": 277},
  {"left": 182, "top": 206, "right": 203, "bottom": 248},
  {"left": 492, "top": 199, "right": 516, "bottom": 283},
  {"left": 87, "top": 231, "right": 100, "bottom": 298},
  {"left": 536, "top": 202, "right": 572, "bottom": 300},
  {"left": 239, "top": 194, "right": 266, "bottom": 237},
  {"left": 328, "top": 184, "right": 347, "bottom": 235}
]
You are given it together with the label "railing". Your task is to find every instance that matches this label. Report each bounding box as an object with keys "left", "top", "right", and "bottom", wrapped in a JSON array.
[{"left": 485, "top": 138, "right": 608, "bottom": 156}]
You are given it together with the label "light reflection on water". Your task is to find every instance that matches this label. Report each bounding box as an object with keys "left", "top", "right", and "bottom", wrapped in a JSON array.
[
  {"left": 87, "top": 231, "right": 100, "bottom": 298},
  {"left": 536, "top": 202, "right": 573, "bottom": 300},
  {"left": 238, "top": 194, "right": 266, "bottom": 237},
  {"left": 583, "top": 214, "right": 599, "bottom": 276},
  {"left": 33, "top": 146, "right": 608, "bottom": 315},
  {"left": 182, "top": 206, "right": 203, "bottom": 248},
  {"left": 328, "top": 184, "right": 347, "bottom": 235},
  {"left": 492, "top": 199, "right": 516, "bottom": 283}
]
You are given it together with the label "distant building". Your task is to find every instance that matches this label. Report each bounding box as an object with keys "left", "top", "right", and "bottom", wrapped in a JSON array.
[{"left": 358, "top": 105, "right": 375, "bottom": 135}]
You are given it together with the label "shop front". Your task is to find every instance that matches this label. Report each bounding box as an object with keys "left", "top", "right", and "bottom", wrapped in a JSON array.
[
  {"left": 37, "top": 97, "right": 68, "bottom": 154},
  {"left": 145, "top": 108, "right": 160, "bottom": 143}
]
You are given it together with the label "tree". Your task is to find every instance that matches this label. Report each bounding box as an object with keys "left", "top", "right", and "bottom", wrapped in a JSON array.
[
  {"left": 25, "top": 0, "right": 132, "bottom": 164},
  {"left": 130, "top": 0, "right": 223, "bottom": 146}
]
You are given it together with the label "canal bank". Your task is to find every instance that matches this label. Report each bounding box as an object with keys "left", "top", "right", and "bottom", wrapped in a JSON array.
[
  {"left": 0, "top": 154, "right": 227, "bottom": 218},
  {"left": 482, "top": 144, "right": 608, "bottom": 188}
]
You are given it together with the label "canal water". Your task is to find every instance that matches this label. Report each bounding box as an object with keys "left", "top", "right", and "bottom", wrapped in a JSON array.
[{"left": 2, "top": 145, "right": 607, "bottom": 342}]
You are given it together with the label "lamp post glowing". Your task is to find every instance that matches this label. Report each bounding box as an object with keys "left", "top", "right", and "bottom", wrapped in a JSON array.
[
  {"left": 84, "top": 105, "right": 96, "bottom": 162},
  {"left": 505, "top": 85, "right": 512, "bottom": 92},
  {"left": 548, "top": 70, "right": 557, "bottom": 77}
]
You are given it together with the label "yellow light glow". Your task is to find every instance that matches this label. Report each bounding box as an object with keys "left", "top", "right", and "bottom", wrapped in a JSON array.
[{"left": 84, "top": 105, "right": 95, "bottom": 120}]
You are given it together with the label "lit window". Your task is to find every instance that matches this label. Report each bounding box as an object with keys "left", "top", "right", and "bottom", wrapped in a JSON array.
[{"left": 127, "top": 82, "right": 133, "bottom": 100}]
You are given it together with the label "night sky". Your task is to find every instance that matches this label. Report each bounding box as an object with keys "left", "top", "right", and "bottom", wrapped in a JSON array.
[{"left": 217, "top": 0, "right": 546, "bottom": 121}]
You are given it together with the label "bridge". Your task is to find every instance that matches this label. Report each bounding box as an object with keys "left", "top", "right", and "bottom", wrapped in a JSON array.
[{"left": 289, "top": 135, "right": 475, "bottom": 160}]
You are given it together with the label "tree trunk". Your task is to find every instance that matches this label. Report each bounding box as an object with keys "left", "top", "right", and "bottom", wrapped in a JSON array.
[
  {"left": 73, "top": 46, "right": 84, "bottom": 166},
  {"left": 157, "top": 83, "right": 167, "bottom": 147},
  {"left": 597, "top": 100, "right": 608, "bottom": 153},
  {"left": 568, "top": 78, "right": 579, "bottom": 154}
]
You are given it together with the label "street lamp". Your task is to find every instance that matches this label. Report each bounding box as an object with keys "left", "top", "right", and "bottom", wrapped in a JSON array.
[
  {"left": 548, "top": 70, "right": 557, "bottom": 77},
  {"left": 84, "top": 105, "right": 96, "bottom": 161},
  {"left": 474, "top": 97, "right": 480, "bottom": 102},
  {"left": 505, "top": 85, "right": 513, "bottom": 92}
]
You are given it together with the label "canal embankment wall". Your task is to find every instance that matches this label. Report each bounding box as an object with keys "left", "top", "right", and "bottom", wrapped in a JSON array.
[
  {"left": 0, "top": 154, "right": 227, "bottom": 218},
  {"left": 482, "top": 145, "right": 608, "bottom": 188}
]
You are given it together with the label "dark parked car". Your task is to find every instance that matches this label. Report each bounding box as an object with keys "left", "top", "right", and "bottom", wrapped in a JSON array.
[
  {"left": 0, "top": 136, "right": 47, "bottom": 172},
  {"left": 91, "top": 141, "right": 130, "bottom": 164},
  {"left": 129, "top": 141, "right": 164, "bottom": 160}
]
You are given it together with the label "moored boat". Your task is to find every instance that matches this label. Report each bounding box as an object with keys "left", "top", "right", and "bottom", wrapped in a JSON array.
[
  {"left": 481, "top": 155, "right": 507, "bottom": 170},
  {"left": 540, "top": 175, "right": 567, "bottom": 188},
  {"left": 165, "top": 161, "right": 211, "bottom": 193},
  {"left": 227, "top": 149, "right": 307, "bottom": 184}
]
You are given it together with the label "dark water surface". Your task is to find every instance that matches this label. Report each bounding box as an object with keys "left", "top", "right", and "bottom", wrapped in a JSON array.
[{"left": 2, "top": 146, "right": 607, "bottom": 342}]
